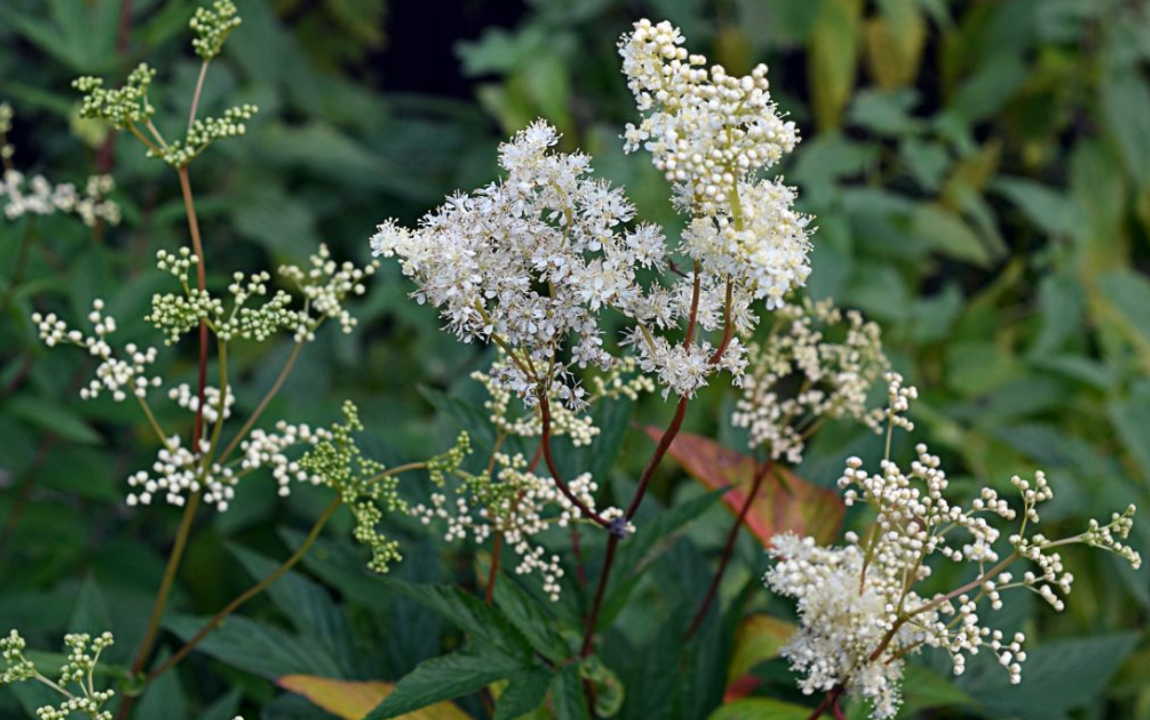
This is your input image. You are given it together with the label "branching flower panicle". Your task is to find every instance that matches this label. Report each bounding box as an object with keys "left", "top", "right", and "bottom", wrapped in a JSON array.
[
  {"left": 1, "top": 629, "right": 116, "bottom": 720},
  {"left": 732, "top": 299, "right": 888, "bottom": 463},
  {"left": 765, "top": 375, "right": 1142, "bottom": 719}
]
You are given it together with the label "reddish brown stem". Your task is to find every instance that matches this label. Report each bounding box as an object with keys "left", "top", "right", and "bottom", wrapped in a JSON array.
[
  {"left": 806, "top": 685, "right": 845, "bottom": 720},
  {"left": 570, "top": 525, "right": 587, "bottom": 587},
  {"left": 485, "top": 533, "right": 503, "bottom": 606},
  {"left": 538, "top": 393, "right": 613, "bottom": 530},
  {"left": 684, "top": 460, "right": 772, "bottom": 639}
]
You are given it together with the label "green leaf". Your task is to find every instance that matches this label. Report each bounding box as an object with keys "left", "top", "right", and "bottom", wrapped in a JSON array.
[
  {"left": 899, "top": 663, "right": 974, "bottom": 714},
  {"left": 552, "top": 665, "right": 591, "bottom": 720},
  {"left": 229, "top": 544, "right": 354, "bottom": 675},
  {"left": 972, "top": 633, "right": 1140, "bottom": 717},
  {"left": 5, "top": 393, "right": 101, "bottom": 445},
  {"left": 493, "top": 576, "right": 570, "bottom": 661},
  {"left": 1108, "top": 381, "right": 1150, "bottom": 485},
  {"left": 1098, "top": 269, "right": 1150, "bottom": 356},
  {"left": 808, "top": 0, "right": 862, "bottom": 131},
  {"left": 494, "top": 668, "right": 554, "bottom": 720},
  {"left": 366, "top": 651, "right": 527, "bottom": 719},
  {"left": 200, "top": 689, "right": 243, "bottom": 720},
  {"left": 1101, "top": 67, "right": 1150, "bottom": 188},
  {"left": 707, "top": 698, "right": 812, "bottom": 720},
  {"left": 164, "top": 614, "right": 343, "bottom": 679},
  {"left": 911, "top": 204, "right": 991, "bottom": 266},
  {"left": 383, "top": 580, "right": 533, "bottom": 661},
  {"left": 136, "top": 652, "right": 188, "bottom": 720},
  {"left": 68, "top": 574, "right": 111, "bottom": 635}
]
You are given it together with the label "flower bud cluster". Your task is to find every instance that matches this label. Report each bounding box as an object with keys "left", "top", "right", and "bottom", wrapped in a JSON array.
[
  {"left": 279, "top": 244, "right": 377, "bottom": 341},
  {"left": 240, "top": 422, "right": 333, "bottom": 498},
  {"left": 74, "top": 63, "right": 157, "bottom": 129},
  {"left": 126, "top": 435, "right": 236, "bottom": 511},
  {"left": 619, "top": 19, "right": 799, "bottom": 215},
  {"left": 169, "top": 382, "right": 234, "bottom": 424},
  {"left": 732, "top": 299, "right": 888, "bottom": 463},
  {"left": 190, "top": 0, "right": 241, "bottom": 60},
  {"left": 1, "top": 629, "right": 116, "bottom": 720},
  {"left": 0, "top": 103, "right": 13, "bottom": 164},
  {"left": 158, "top": 104, "right": 258, "bottom": 167},
  {"left": 32, "top": 301, "right": 162, "bottom": 402},
  {"left": 766, "top": 383, "right": 1141, "bottom": 719}
]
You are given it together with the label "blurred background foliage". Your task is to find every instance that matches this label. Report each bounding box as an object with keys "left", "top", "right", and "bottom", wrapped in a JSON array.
[{"left": 1, "top": 0, "right": 1149, "bottom": 718}]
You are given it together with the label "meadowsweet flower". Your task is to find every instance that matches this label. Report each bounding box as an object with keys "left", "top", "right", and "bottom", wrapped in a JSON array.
[
  {"left": 765, "top": 376, "right": 1142, "bottom": 719},
  {"left": 732, "top": 299, "right": 888, "bottom": 463},
  {"left": 619, "top": 18, "right": 811, "bottom": 308},
  {"left": 372, "top": 119, "right": 665, "bottom": 402},
  {"left": 1, "top": 630, "right": 116, "bottom": 720}
]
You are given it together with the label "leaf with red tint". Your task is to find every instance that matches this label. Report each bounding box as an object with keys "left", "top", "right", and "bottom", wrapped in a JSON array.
[{"left": 645, "top": 428, "right": 843, "bottom": 545}]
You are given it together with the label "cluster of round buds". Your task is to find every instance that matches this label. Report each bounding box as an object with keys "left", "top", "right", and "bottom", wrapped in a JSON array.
[
  {"left": 168, "top": 383, "right": 234, "bottom": 424},
  {"left": 0, "top": 168, "right": 119, "bottom": 225},
  {"left": 74, "top": 63, "right": 157, "bottom": 129},
  {"left": 33, "top": 302, "right": 162, "bottom": 402},
  {"left": 279, "top": 244, "right": 377, "bottom": 342},
  {"left": 158, "top": 104, "right": 258, "bottom": 167},
  {"left": 190, "top": 0, "right": 241, "bottom": 60},
  {"left": 733, "top": 299, "right": 888, "bottom": 463},
  {"left": 619, "top": 19, "right": 799, "bottom": 216},
  {"left": 1081, "top": 505, "right": 1141, "bottom": 568},
  {"left": 1, "top": 630, "right": 116, "bottom": 720},
  {"left": 876, "top": 371, "right": 917, "bottom": 431},
  {"left": 126, "top": 435, "right": 236, "bottom": 511},
  {"left": 240, "top": 422, "right": 334, "bottom": 498}
]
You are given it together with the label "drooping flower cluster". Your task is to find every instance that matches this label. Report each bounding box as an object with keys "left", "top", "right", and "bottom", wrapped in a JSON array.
[
  {"left": 731, "top": 299, "right": 888, "bottom": 463},
  {"left": 619, "top": 18, "right": 811, "bottom": 308},
  {"left": 1, "top": 629, "right": 116, "bottom": 720},
  {"left": 765, "top": 376, "right": 1142, "bottom": 719}
]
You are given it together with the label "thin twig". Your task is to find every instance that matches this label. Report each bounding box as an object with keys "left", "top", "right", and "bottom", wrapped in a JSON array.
[
  {"left": 537, "top": 393, "right": 613, "bottom": 530},
  {"left": 217, "top": 342, "right": 303, "bottom": 464},
  {"left": 148, "top": 497, "right": 342, "bottom": 680},
  {"left": 684, "top": 460, "right": 772, "bottom": 639}
]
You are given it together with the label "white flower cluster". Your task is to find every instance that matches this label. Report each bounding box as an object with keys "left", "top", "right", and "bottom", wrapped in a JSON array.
[
  {"left": 619, "top": 19, "right": 810, "bottom": 307},
  {"left": 1, "top": 170, "right": 119, "bottom": 226},
  {"left": 1, "top": 629, "right": 116, "bottom": 720},
  {"left": 765, "top": 377, "right": 1142, "bottom": 719},
  {"left": 373, "top": 120, "right": 668, "bottom": 398},
  {"left": 0, "top": 103, "right": 119, "bottom": 225},
  {"left": 158, "top": 103, "right": 258, "bottom": 168},
  {"left": 411, "top": 452, "right": 629, "bottom": 601},
  {"left": 32, "top": 300, "right": 162, "bottom": 402},
  {"left": 732, "top": 299, "right": 888, "bottom": 463},
  {"left": 126, "top": 436, "right": 236, "bottom": 511}
]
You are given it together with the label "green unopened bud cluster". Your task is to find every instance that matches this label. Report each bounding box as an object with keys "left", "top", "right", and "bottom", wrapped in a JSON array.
[
  {"left": 1, "top": 629, "right": 116, "bottom": 720},
  {"left": 159, "top": 104, "right": 258, "bottom": 167},
  {"left": 74, "top": 64, "right": 156, "bottom": 129},
  {"left": 190, "top": 0, "right": 241, "bottom": 60}
]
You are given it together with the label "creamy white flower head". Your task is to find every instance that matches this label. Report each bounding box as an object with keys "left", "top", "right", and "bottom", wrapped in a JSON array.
[
  {"left": 372, "top": 119, "right": 667, "bottom": 402},
  {"left": 619, "top": 18, "right": 799, "bottom": 215}
]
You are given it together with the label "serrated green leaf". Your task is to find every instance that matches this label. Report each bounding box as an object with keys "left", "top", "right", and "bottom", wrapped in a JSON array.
[
  {"left": 366, "top": 651, "right": 528, "bottom": 719},
  {"left": 494, "top": 668, "right": 554, "bottom": 720}
]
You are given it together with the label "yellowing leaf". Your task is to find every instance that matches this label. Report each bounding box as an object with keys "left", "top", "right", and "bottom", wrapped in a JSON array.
[
  {"left": 725, "top": 615, "right": 796, "bottom": 701},
  {"left": 809, "top": 0, "right": 862, "bottom": 131},
  {"left": 278, "top": 675, "right": 470, "bottom": 720},
  {"left": 646, "top": 429, "right": 844, "bottom": 546},
  {"left": 864, "top": 9, "right": 925, "bottom": 89}
]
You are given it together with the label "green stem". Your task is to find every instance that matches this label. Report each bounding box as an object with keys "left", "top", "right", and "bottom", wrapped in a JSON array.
[
  {"left": 147, "top": 496, "right": 342, "bottom": 680},
  {"left": 216, "top": 341, "right": 303, "bottom": 464}
]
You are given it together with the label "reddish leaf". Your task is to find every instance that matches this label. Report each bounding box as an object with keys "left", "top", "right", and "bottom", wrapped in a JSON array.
[
  {"left": 645, "top": 428, "right": 844, "bottom": 545},
  {"left": 724, "top": 614, "right": 797, "bottom": 701}
]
